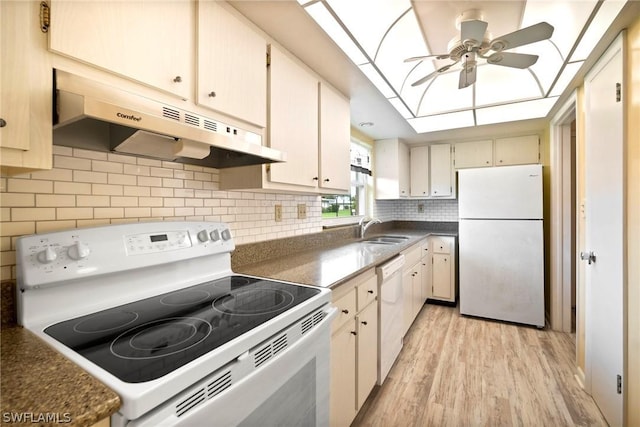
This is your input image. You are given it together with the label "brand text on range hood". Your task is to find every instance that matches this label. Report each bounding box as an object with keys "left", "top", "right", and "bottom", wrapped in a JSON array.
[{"left": 52, "top": 70, "right": 285, "bottom": 168}]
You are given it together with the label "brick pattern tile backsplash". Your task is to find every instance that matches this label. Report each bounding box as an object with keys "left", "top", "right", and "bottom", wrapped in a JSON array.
[
  {"left": 0, "top": 146, "right": 322, "bottom": 281},
  {"left": 374, "top": 199, "right": 459, "bottom": 222}
]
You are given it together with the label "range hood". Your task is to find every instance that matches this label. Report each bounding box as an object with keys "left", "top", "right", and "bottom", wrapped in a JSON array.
[{"left": 53, "top": 70, "right": 285, "bottom": 168}]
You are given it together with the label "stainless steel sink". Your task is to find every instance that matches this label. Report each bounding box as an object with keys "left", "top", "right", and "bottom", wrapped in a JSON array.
[{"left": 362, "top": 235, "right": 410, "bottom": 244}]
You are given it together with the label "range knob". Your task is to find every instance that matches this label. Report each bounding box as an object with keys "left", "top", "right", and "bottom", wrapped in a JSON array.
[
  {"left": 67, "top": 241, "right": 90, "bottom": 260},
  {"left": 221, "top": 229, "right": 232, "bottom": 241},
  {"left": 210, "top": 229, "right": 221, "bottom": 242},
  {"left": 197, "top": 229, "right": 210, "bottom": 242},
  {"left": 37, "top": 247, "right": 57, "bottom": 264}
]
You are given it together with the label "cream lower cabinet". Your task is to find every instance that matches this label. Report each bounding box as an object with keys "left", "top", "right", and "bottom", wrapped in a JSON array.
[
  {"left": 0, "top": 0, "right": 52, "bottom": 173},
  {"left": 401, "top": 241, "right": 427, "bottom": 335},
  {"left": 428, "top": 236, "right": 456, "bottom": 303},
  {"left": 330, "top": 269, "right": 378, "bottom": 427}
]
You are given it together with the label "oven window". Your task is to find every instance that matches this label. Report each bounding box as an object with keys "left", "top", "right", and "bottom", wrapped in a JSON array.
[{"left": 238, "top": 360, "right": 317, "bottom": 427}]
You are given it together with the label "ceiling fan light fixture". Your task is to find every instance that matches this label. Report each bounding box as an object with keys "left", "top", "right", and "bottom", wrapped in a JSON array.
[{"left": 490, "top": 40, "right": 507, "bottom": 52}]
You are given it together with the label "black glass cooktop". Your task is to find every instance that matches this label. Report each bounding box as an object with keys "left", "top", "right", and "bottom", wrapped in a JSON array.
[{"left": 45, "top": 275, "right": 320, "bottom": 383}]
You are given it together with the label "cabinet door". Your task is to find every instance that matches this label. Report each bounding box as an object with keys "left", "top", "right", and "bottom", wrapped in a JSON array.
[
  {"left": 197, "top": 1, "right": 266, "bottom": 127},
  {"left": 454, "top": 140, "right": 493, "bottom": 168},
  {"left": 330, "top": 321, "right": 357, "bottom": 427},
  {"left": 432, "top": 254, "right": 452, "bottom": 300},
  {"left": 49, "top": 0, "right": 194, "bottom": 100},
  {"left": 0, "top": 0, "right": 52, "bottom": 172},
  {"left": 402, "top": 269, "right": 413, "bottom": 335},
  {"left": 412, "top": 267, "right": 423, "bottom": 318},
  {"left": 268, "top": 45, "right": 319, "bottom": 188},
  {"left": 420, "top": 241, "right": 431, "bottom": 300},
  {"left": 398, "top": 142, "right": 411, "bottom": 197},
  {"left": 356, "top": 302, "right": 378, "bottom": 409},
  {"left": 494, "top": 135, "right": 540, "bottom": 166},
  {"left": 410, "top": 146, "right": 430, "bottom": 197},
  {"left": 319, "top": 83, "right": 350, "bottom": 192},
  {"left": 430, "top": 144, "right": 453, "bottom": 197}
]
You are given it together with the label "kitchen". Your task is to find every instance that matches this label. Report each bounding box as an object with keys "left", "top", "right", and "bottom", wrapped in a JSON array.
[{"left": 1, "top": 0, "right": 639, "bottom": 426}]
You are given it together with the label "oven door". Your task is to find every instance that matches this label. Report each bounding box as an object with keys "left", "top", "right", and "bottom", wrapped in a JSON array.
[{"left": 128, "top": 306, "right": 336, "bottom": 427}]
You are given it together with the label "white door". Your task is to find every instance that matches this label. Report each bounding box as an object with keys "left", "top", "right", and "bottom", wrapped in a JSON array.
[{"left": 583, "top": 34, "right": 624, "bottom": 427}]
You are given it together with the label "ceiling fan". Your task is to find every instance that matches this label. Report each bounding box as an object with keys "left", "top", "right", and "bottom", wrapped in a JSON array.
[{"left": 407, "top": 10, "right": 554, "bottom": 89}]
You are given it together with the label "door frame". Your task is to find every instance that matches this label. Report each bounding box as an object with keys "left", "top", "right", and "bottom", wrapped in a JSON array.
[{"left": 549, "top": 91, "right": 578, "bottom": 334}]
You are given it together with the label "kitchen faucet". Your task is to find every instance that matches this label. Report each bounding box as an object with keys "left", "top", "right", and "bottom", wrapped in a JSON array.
[{"left": 359, "top": 217, "right": 382, "bottom": 238}]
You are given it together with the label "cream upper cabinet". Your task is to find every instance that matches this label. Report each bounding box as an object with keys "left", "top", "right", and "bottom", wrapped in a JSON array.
[
  {"left": 49, "top": 0, "right": 194, "bottom": 100},
  {"left": 319, "top": 83, "right": 351, "bottom": 193},
  {"left": 0, "top": 0, "right": 52, "bottom": 173},
  {"left": 430, "top": 143, "right": 454, "bottom": 197},
  {"left": 494, "top": 135, "right": 540, "bottom": 166},
  {"left": 374, "top": 139, "right": 410, "bottom": 199},
  {"left": 454, "top": 140, "right": 493, "bottom": 169},
  {"left": 267, "top": 45, "right": 319, "bottom": 188},
  {"left": 196, "top": 1, "right": 266, "bottom": 128},
  {"left": 410, "top": 146, "right": 430, "bottom": 197}
]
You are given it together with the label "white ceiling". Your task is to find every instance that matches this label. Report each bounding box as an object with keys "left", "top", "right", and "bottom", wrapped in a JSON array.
[{"left": 229, "top": 0, "right": 639, "bottom": 144}]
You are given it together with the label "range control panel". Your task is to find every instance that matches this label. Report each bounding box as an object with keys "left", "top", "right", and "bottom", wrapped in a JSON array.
[{"left": 16, "top": 221, "right": 234, "bottom": 289}]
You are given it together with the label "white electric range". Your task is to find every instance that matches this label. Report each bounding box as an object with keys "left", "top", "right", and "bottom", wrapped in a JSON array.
[{"left": 16, "top": 221, "right": 335, "bottom": 427}]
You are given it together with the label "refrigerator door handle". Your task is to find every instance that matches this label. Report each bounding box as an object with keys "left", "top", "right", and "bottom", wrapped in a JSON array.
[{"left": 580, "top": 251, "right": 596, "bottom": 265}]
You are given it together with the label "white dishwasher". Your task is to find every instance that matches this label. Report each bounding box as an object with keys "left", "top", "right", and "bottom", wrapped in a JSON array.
[{"left": 376, "top": 254, "right": 405, "bottom": 385}]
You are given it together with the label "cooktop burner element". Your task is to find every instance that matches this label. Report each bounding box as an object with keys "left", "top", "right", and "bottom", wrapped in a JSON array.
[{"left": 44, "top": 275, "right": 320, "bottom": 383}]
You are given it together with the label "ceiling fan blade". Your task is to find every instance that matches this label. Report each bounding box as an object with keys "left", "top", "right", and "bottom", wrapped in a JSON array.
[
  {"left": 461, "top": 19, "right": 488, "bottom": 46},
  {"left": 490, "top": 22, "right": 554, "bottom": 51},
  {"left": 411, "top": 62, "right": 457, "bottom": 87},
  {"left": 458, "top": 66, "right": 476, "bottom": 89},
  {"left": 487, "top": 52, "right": 539, "bottom": 68},
  {"left": 404, "top": 54, "right": 450, "bottom": 63}
]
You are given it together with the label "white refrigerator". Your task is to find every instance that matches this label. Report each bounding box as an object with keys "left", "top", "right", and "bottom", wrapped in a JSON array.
[{"left": 458, "top": 164, "right": 544, "bottom": 327}]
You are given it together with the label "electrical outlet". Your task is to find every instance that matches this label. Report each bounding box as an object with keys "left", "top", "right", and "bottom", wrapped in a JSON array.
[
  {"left": 418, "top": 203, "right": 425, "bottom": 213},
  {"left": 297, "top": 203, "right": 307, "bottom": 219},
  {"left": 274, "top": 204, "right": 283, "bottom": 222}
]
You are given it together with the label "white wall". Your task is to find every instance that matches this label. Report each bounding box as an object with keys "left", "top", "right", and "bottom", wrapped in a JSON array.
[{"left": 374, "top": 199, "right": 458, "bottom": 222}]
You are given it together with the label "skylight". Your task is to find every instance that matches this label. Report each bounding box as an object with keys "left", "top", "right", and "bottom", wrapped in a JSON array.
[{"left": 298, "top": 0, "right": 627, "bottom": 133}]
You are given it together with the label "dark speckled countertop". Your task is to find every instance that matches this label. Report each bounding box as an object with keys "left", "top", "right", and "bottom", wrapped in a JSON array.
[
  {"left": 0, "top": 325, "right": 121, "bottom": 426},
  {"left": 234, "top": 225, "right": 457, "bottom": 289}
]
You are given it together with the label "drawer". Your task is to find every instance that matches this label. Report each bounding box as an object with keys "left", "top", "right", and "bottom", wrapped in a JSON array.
[
  {"left": 356, "top": 274, "right": 378, "bottom": 311},
  {"left": 332, "top": 287, "right": 357, "bottom": 333},
  {"left": 431, "top": 236, "right": 452, "bottom": 254},
  {"left": 402, "top": 243, "right": 422, "bottom": 269}
]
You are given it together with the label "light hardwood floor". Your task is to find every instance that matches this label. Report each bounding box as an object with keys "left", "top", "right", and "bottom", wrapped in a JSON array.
[{"left": 353, "top": 304, "right": 607, "bottom": 427}]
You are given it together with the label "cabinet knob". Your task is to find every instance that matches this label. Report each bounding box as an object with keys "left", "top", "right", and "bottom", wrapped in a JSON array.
[
  {"left": 361, "top": 321, "right": 368, "bottom": 326},
  {"left": 499, "top": 160, "right": 503, "bottom": 163},
  {"left": 313, "top": 177, "right": 319, "bottom": 181},
  {"left": 0, "top": 118, "right": 6, "bottom": 128},
  {"left": 367, "top": 290, "right": 374, "bottom": 294},
  {"left": 350, "top": 331, "right": 357, "bottom": 336},
  {"left": 324, "top": 178, "right": 330, "bottom": 182},
  {"left": 342, "top": 309, "right": 349, "bottom": 314},
  {"left": 486, "top": 161, "right": 490, "bottom": 164},
  {"left": 173, "top": 76, "right": 182, "bottom": 83},
  {"left": 208, "top": 91, "right": 216, "bottom": 97}
]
